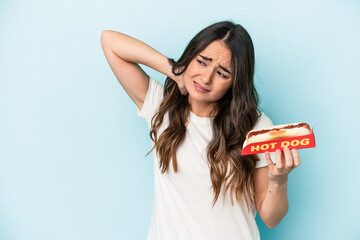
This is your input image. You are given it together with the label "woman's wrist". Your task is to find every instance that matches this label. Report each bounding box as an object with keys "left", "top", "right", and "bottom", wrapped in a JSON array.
[{"left": 268, "top": 178, "right": 288, "bottom": 188}]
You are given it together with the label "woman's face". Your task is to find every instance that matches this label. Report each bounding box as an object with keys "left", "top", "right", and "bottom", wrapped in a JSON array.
[{"left": 184, "top": 40, "right": 233, "bottom": 116}]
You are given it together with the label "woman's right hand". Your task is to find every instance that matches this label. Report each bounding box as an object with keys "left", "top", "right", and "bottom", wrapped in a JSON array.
[
  {"left": 173, "top": 73, "right": 188, "bottom": 95},
  {"left": 171, "top": 66, "right": 188, "bottom": 95}
]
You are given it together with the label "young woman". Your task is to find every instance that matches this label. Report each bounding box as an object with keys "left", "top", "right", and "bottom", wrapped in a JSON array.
[{"left": 101, "top": 20, "right": 301, "bottom": 240}]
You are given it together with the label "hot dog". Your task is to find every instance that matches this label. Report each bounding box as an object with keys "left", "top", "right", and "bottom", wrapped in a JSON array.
[{"left": 245, "top": 122, "right": 312, "bottom": 145}]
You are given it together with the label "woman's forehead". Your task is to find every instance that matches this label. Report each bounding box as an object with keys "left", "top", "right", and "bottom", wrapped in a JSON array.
[{"left": 198, "top": 41, "right": 232, "bottom": 68}]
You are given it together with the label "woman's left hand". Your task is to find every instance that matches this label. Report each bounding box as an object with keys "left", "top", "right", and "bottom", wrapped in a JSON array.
[{"left": 265, "top": 147, "right": 301, "bottom": 184}]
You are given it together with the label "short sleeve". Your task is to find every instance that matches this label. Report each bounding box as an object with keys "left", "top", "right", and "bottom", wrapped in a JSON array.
[
  {"left": 136, "top": 77, "right": 164, "bottom": 126},
  {"left": 243, "top": 112, "right": 276, "bottom": 168}
]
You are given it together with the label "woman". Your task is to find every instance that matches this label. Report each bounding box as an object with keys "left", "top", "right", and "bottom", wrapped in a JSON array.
[{"left": 101, "top": 20, "right": 300, "bottom": 240}]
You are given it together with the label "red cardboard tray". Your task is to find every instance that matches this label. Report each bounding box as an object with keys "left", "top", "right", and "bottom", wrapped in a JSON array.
[{"left": 241, "top": 131, "right": 316, "bottom": 155}]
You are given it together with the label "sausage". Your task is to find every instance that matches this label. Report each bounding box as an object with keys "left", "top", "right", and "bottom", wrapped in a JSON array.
[{"left": 246, "top": 122, "right": 312, "bottom": 145}]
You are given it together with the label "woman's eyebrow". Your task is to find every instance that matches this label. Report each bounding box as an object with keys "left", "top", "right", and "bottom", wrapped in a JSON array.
[
  {"left": 199, "top": 54, "right": 231, "bottom": 74},
  {"left": 199, "top": 54, "right": 212, "bottom": 61}
]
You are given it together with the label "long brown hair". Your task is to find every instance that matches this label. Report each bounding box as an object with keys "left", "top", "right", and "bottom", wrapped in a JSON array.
[{"left": 146, "top": 20, "right": 261, "bottom": 210}]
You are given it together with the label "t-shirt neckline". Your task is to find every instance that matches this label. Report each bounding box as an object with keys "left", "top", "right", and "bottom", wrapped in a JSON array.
[{"left": 189, "top": 110, "right": 214, "bottom": 124}]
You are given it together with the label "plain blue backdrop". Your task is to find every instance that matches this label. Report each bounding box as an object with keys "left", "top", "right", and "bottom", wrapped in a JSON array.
[{"left": 0, "top": 0, "right": 359, "bottom": 239}]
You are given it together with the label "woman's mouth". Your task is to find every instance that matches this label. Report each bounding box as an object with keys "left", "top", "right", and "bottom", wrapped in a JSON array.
[{"left": 194, "top": 81, "right": 209, "bottom": 93}]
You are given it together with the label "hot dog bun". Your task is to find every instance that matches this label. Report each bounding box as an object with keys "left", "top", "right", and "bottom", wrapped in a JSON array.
[{"left": 246, "top": 122, "right": 312, "bottom": 144}]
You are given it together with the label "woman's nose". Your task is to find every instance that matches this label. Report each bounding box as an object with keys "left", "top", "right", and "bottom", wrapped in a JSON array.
[{"left": 201, "top": 68, "right": 213, "bottom": 84}]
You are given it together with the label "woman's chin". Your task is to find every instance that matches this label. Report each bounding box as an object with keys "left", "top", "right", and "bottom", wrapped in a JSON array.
[{"left": 188, "top": 92, "right": 209, "bottom": 104}]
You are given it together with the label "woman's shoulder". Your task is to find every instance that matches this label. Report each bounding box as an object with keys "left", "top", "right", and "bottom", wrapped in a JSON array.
[
  {"left": 150, "top": 76, "right": 164, "bottom": 86},
  {"left": 253, "top": 111, "right": 274, "bottom": 130},
  {"left": 137, "top": 77, "right": 164, "bottom": 120},
  {"left": 149, "top": 77, "right": 164, "bottom": 92},
  {"left": 148, "top": 77, "right": 165, "bottom": 97}
]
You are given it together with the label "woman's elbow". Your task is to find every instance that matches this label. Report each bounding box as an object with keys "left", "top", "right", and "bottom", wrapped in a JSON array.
[
  {"left": 263, "top": 208, "right": 288, "bottom": 229},
  {"left": 266, "top": 222, "right": 278, "bottom": 229},
  {"left": 101, "top": 30, "right": 111, "bottom": 47}
]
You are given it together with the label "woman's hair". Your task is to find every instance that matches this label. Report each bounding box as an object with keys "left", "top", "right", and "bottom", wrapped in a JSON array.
[{"left": 146, "top": 20, "right": 261, "bottom": 210}]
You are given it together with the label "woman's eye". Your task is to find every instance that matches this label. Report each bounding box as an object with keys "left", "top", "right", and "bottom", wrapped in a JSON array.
[
  {"left": 197, "top": 59, "right": 206, "bottom": 66},
  {"left": 218, "top": 71, "right": 227, "bottom": 78}
]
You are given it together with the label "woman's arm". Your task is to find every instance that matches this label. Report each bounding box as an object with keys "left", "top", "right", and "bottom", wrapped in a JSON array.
[
  {"left": 101, "top": 30, "right": 175, "bottom": 78},
  {"left": 101, "top": 30, "right": 187, "bottom": 110},
  {"left": 254, "top": 147, "right": 300, "bottom": 228}
]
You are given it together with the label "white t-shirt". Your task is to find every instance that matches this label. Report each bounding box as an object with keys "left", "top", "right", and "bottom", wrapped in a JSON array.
[{"left": 137, "top": 77, "right": 275, "bottom": 240}]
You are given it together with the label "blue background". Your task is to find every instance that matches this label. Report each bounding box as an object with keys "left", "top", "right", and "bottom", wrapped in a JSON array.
[{"left": 0, "top": 0, "right": 359, "bottom": 239}]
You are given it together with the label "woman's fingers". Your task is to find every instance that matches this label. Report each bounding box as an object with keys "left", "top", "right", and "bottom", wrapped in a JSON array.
[
  {"left": 172, "top": 72, "right": 188, "bottom": 95},
  {"left": 268, "top": 148, "right": 301, "bottom": 175},
  {"left": 266, "top": 148, "right": 300, "bottom": 183},
  {"left": 180, "top": 89, "right": 188, "bottom": 95},
  {"left": 265, "top": 151, "right": 274, "bottom": 169},
  {"left": 292, "top": 149, "right": 301, "bottom": 167},
  {"left": 275, "top": 149, "right": 282, "bottom": 169},
  {"left": 283, "top": 147, "right": 294, "bottom": 170}
]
